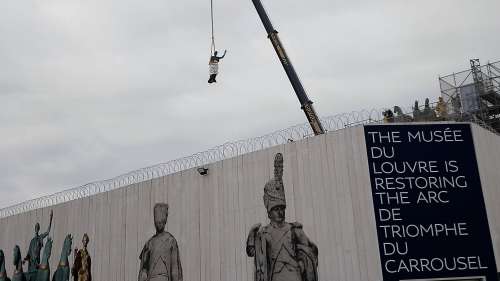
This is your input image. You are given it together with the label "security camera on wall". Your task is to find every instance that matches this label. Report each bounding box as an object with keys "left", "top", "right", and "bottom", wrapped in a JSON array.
[{"left": 197, "top": 167, "right": 208, "bottom": 176}]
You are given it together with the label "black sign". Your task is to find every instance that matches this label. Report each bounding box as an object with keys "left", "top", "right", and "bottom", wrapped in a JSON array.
[{"left": 364, "top": 124, "right": 497, "bottom": 281}]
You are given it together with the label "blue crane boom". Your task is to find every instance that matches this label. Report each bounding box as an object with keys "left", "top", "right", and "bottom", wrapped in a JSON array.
[{"left": 251, "top": 0, "right": 325, "bottom": 135}]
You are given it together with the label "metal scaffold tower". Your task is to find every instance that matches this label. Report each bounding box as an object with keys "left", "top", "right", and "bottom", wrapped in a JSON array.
[{"left": 439, "top": 59, "right": 500, "bottom": 133}]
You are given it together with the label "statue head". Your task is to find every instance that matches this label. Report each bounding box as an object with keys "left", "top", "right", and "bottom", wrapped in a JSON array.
[
  {"left": 214, "top": 51, "right": 218, "bottom": 56},
  {"left": 35, "top": 222, "right": 40, "bottom": 235},
  {"left": 425, "top": 98, "right": 430, "bottom": 107},
  {"left": 82, "top": 233, "right": 89, "bottom": 248},
  {"left": 414, "top": 100, "right": 419, "bottom": 109},
  {"left": 268, "top": 205, "right": 286, "bottom": 224},
  {"left": 153, "top": 203, "right": 169, "bottom": 233}
]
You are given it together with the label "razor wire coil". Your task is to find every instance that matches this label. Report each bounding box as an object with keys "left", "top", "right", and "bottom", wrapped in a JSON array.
[{"left": 0, "top": 104, "right": 466, "bottom": 218}]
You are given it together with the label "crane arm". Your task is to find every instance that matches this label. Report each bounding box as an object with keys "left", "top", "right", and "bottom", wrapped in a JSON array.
[{"left": 251, "top": 0, "right": 325, "bottom": 135}]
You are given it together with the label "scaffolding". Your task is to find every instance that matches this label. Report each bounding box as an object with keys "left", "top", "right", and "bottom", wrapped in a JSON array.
[{"left": 439, "top": 59, "right": 500, "bottom": 133}]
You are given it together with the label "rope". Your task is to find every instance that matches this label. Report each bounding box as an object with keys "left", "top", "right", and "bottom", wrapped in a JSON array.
[{"left": 210, "top": 0, "right": 215, "bottom": 55}]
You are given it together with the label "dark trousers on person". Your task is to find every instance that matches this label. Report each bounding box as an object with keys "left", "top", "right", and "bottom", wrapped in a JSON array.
[{"left": 208, "top": 74, "right": 217, "bottom": 83}]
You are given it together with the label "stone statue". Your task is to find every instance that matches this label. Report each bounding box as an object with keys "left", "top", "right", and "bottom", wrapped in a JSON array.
[
  {"left": 246, "top": 153, "right": 318, "bottom": 281},
  {"left": 0, "top": 250, "right": 11, "bottom": 281},
  {"left": 382, "top": 109, "right": 394, "bottom": 123},
  {"left": 36, "top": 238, "right": 52, "bottom": 281},
  {"left": 12, "top": 246, "right": 26, "bottom": 281},
  {"left": 413, "top": 100, "right": 422, "bottom": 121},
  {"left": 52, "top": 235, "right": 72, "bottom": 281},
  {"left": 24, "top": 210, "right": 53, "bottom": 281},
  {"left": 435, "top": 97, "right": 448, "bottom": 119},
  {"left": 451, "top": 95, "right": 461, "bottom": 115},
  {"left": 393, "top": 106, "right": 413, "bottom": 122},
  {"left": 71, "top": 234, "right": 91, "bottom": 281},
  {"left": 422, "top": 98, "right": 437, "bottom": 121},
  {"left": 138, "top": 203, "right": 182, "bottom": 281}
]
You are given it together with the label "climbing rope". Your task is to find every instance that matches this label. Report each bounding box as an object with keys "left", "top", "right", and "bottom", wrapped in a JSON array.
[{"left": 210, "top": 0, "right": 215, "bottom": 55}]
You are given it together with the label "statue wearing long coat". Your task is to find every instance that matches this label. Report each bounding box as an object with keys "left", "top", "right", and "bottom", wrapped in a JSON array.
[
  {"left": 247, "top": 222, "right": 318, "bottom": 281},
  {"left": 138, "top": 232, "right": 182, "bottom": 281}
]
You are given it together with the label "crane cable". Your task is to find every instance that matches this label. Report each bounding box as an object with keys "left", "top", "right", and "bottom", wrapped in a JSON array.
[{"left": 210, "top": 0, "right": 215, "bottom": 55}]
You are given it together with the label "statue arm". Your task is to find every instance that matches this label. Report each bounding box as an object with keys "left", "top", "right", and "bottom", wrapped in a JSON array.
[
  {"left": 72, "top": 250, "right": 80, "bottom": 277},
  {"left": 23, "top": 240, "right": 33, "bottom": 261},
  {"left": 292, "top": 223, "right": 318, "bottom": 255},
  {"left": 292, "top": 225, "right": 319, "bottom": 281},
  {"left": 255, "top": 233, "right": 268, "bottom": 281},
  {"left": 138, "top": 244, "right": 149, "bottom": 281},
  {"left": 23, "top": 253, "right": 30, "bottom": 262},
  {"left": 41, "top": 211, "right": 53, "bottom": 239},
  {"left": 170, "top": 239, "right": 183, "bottom": 281},
  {"left": 138, "top": 244, "right": 148, "bottom": 270},
  {"left": 88, "top": 256, "right": 92, "bottom": 281},
  {"left": 294, "top": 227, "right": 310, "bottom": 244},
  {"left": 246, "top": 223, "right": 261, "bottom": 257}
]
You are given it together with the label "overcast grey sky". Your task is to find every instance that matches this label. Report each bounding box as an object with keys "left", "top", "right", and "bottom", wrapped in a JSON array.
[{"left": 1, "top": 0, "right": 499, "bottom": 208}]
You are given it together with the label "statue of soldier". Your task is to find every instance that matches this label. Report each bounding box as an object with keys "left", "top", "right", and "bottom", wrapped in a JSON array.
[
  {"left": 24, "top": 210, "right": 53, "bottom": 281},
  {"left": 246, "top": 153, "right": 318, "bottom": 281},
  {"left": 72, "top": 234, "right": 91, "bottom": 281},
  {"left": 138, "top": 203, "right": 182, "bottom": 281}
]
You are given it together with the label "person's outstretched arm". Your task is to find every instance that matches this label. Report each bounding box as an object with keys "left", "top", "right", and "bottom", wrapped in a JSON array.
[{"left": 218, "top": 50, "right": 227, "bottom": 59}]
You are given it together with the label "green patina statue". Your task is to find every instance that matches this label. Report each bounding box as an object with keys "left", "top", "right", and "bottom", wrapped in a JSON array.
[
  {"left": 52, "top": 235, "right": 72, "bottom": 281},
  {"left": 24, "top": 211, "right": 53, "bottom": 281},
  {"left": 36, "top": 238, "right": 52, "bottom": 281},
  {"left": 12, "top": 246, "right": 26, "bottom": 281},
  {"left": 0, "top": 250, "right": 11, "bottom": 281}
]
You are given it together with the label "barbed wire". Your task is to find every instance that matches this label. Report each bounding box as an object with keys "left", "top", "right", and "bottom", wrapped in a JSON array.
[
  {"left": 0, "top": 109, "right": 388, "bottom": 218},
  {"left": 2, "top": 101, "right": 485, "bottom": 219}
]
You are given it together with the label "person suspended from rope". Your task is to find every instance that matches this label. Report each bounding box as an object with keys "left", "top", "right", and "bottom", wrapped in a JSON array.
[{"left": 208, "top": 50, "right": 227, "bottom": 83}]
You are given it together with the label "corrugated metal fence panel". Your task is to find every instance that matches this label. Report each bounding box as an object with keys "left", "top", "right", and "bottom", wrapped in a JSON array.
[
  {"left": 472, "top": 124, "right": 500, "bottom": 269},
  {"left": 2, "top": 123, "right": 498, "bottom": 281}
]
